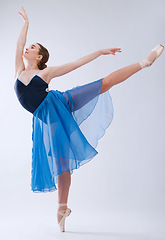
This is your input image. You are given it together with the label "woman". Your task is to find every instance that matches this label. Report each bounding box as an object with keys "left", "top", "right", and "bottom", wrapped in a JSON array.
[{"left": 14, "top": 6, "right": 164, "bottom": 232}]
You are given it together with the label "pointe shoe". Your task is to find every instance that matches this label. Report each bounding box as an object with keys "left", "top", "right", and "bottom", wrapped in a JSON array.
[
  {"left": 140, "top": 44, "right": 164, "bottom": 68},
  {"left": 57, "top": 203, "right": 72, "bottom": 232}
]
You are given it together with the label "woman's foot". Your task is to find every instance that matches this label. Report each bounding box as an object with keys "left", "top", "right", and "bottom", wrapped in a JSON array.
[
  {"left": 57, "top": 203, "right": 72, "bottom": 232},
  {"left": 139, "top": 44, "right": 164, "bottom": 69},
  {"left": 57, "top": 204, "right": 67, "bottom": 224}
]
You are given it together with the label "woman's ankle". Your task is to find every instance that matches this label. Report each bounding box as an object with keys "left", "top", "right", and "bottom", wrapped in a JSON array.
[{"left": 58, "top": 202, "right": 67, "bottom": 211}]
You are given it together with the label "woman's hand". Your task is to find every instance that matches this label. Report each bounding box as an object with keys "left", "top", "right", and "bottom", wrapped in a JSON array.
[
  {"left": 18, "top": 6, "right": 29, "bottom": 24},
  {"left": 101, "top": 48, "right": 122, "bottom": 55}
]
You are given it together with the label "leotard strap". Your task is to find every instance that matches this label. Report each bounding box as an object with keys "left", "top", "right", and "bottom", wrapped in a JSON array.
[
  {"left": 18, "top": 71, "right": 22, "bottom": 78},
  {"left": 36, "top": 70, "right": 41, "bottom": 75}
]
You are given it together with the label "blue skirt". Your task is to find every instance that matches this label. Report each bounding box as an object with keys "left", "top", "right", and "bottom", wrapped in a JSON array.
[{"left": 31, "top": 78, "right": 114, "bottom": 192}]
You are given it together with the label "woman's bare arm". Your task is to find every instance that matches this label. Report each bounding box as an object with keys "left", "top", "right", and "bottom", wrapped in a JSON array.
[
  {"left": 46, "top": 48, "right": 121, "bottom": 81},
  {"left": 15, "top": 6, "right": 29, "bottom": 79},
  {"left": 46, "top": 50, "right": 102, "bottom": 80}
]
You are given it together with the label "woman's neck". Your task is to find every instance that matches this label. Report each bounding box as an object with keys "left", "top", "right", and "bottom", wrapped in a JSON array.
[{"left": 26, "top": 61, "right": 39, "bottom": 71}]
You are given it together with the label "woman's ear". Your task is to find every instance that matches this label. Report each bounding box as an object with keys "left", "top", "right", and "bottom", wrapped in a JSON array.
[{"left": 36, "top": 55, "right": 43, "bottom": 61}]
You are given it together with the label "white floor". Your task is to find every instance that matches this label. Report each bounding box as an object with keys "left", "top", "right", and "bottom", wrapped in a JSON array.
[{"left": 1, "top": 212, "right": 165, "bottom": 240}]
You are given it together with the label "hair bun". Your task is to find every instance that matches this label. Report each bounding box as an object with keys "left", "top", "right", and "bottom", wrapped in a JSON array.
[
  {"left": 38, "top": 61, "right": 47, "bottom": 70},
  {"left": 37, "top": 42, "right": 49, "bottom": 70}
]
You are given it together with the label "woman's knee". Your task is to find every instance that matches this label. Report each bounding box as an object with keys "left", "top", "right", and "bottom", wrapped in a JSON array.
[{"left": 100, "top": 77, "right": 112, "bottom": 94}]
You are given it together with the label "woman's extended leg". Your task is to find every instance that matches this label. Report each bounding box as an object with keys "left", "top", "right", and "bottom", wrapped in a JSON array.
[
  {"left": 100, "top": 44, "right": 164, "bottom": 94},
  {"left": 57, "top": 171, "right": 71, "bottom": 223},
  {"left": 100, "top": 62, "right": 141, "bottom": 93}
]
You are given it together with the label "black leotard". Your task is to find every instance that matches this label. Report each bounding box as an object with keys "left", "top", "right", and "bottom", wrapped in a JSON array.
[{"left": 14, "top": 71, "right": 49, "bottom": 113}]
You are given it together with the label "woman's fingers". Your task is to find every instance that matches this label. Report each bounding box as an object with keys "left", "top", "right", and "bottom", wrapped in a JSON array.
[
  {"left": 22, "top": 6, "right": 27, "bottom": 16},
  {"left": 114, "top": 48, "right": 122, "bottom": 52},
  {"left": 110, "top": 49, "right": 121, "bottom": 54},
  {"left": 113, "top": 48, "right": 122, "bottom": 53},
  {"left": 102, "top": 48, "right": 122, "bottom": 55},
  {"left": 114, "top": 48, "right": 121, "bottom": 51},
  {"left": 18, "top": 12, "right": 24, "bottom": 19},
  {"left": 22, "top": 6, "right": 25, "bottom": 12},
  {"left": 18, "top": 6, "right": 29, "bottom": 22}
]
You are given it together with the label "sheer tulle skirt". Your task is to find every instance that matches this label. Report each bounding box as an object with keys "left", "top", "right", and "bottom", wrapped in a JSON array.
[{"left": 31, "top": 78, "right": 114, "bottom": 192}]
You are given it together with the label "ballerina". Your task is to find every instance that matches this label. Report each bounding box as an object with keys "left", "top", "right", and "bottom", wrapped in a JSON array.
[{"left": 14, "top": 6, "right": 164, "bottom": 232}]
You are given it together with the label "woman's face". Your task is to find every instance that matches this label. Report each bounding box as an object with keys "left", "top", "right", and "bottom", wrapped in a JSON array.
[{"left": 23, "top": 43, "right": 42, "bottom": 61}]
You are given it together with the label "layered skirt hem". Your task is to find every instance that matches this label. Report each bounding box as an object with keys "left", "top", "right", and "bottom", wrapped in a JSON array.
[{"left": 31, "top": 78, "right": 114, "bottom": 192}]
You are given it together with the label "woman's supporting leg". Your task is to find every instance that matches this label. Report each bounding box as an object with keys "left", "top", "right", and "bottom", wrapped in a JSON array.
[
  {"left": 57, "top": 171, "right": 71, "bottom": 223},
  {"left": 100, "top": 62, "right": 142, "bottom": 94}
]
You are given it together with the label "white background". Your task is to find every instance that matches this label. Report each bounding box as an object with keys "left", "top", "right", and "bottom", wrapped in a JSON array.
[{"left": 0, "top": 0, "right": 165, "bottom": 239}]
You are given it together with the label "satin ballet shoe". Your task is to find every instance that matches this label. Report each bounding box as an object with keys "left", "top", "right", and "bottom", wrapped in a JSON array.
[
  {"left": 140, "top": 44, "right": 164, "bottom": 68},
  {"left": 57, "top": 203, "right": 72, "bottom": 232}
]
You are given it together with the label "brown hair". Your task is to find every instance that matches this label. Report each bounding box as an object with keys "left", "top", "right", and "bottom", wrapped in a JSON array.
[{"left": 37, "top": 43, "right": 49, "bottom": 70}]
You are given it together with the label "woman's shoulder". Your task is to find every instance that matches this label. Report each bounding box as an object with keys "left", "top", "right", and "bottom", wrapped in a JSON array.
[
  {"left": 38, "top": 66, "right": 58, "bottom": 84},
  {"left": 14, "top": 66, "right": 25, "bottom": 82},
  {"left": 37, "top": 67, "right": 52, "bottom": 84}
]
